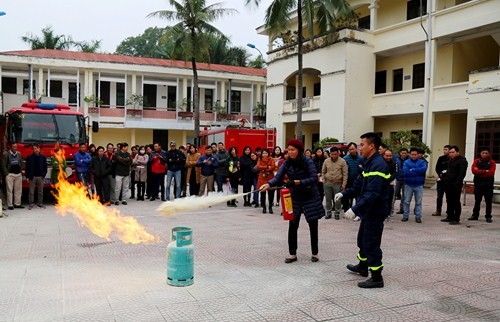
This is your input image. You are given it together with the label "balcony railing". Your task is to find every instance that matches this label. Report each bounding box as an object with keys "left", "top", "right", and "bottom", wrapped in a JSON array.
[{"left": 283, "top": 97, "right": 320, "bottom": 114}]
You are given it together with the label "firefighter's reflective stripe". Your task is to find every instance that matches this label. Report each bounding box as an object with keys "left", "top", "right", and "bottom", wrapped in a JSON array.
[
  {"left": 369, "top": 264, "right": 384, "bottom": 271},
  {"left": 357, "top": 253, "right": 367, "bottom": 261},
  {"left": 362, "top": 171, "right": 391, "bottom": 179}
]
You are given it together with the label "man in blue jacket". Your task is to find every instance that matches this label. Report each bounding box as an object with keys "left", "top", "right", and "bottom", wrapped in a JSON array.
[
  {"left": 25, "top": 144, "right": 48, "bottom": 209},
  {"left": 74, "top": 143, "right": 92, "bottom": 189},
  {"left": 196, "top": 147, "right": 219, "bottom": 196},
  {"left": 335, "top": 132, "right": 391, "bottom": 288},
  {"left": 402, "top": 148, "right": 427, "bottom": 223}
]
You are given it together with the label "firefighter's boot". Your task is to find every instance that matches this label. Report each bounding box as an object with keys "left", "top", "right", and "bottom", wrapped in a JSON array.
[
  {"left": 346, "top": 261, "right": 368, "bottom": 277},
  {"left": 358, "top": 269, "right": 384, "bottom": 288}
]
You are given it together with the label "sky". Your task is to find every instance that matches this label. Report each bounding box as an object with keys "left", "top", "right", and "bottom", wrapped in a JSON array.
[{"left": 0, "top": 0, "right": 272, "bottom": 59}]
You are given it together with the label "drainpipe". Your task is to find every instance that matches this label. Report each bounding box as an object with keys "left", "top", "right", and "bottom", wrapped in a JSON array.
[
  {"left": 28, "top": 64, "right": 33, "bottom": 100},
  {"left": 422, "top": 0, "right": 433, "bottom": 145},
  {"left": 228, "top": 79, "right": 232, "bottom": 114}
]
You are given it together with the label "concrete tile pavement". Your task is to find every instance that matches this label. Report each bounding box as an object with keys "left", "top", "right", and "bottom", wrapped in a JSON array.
[{"left": 0, "top": 188, "right": 499, "bottom": 321}]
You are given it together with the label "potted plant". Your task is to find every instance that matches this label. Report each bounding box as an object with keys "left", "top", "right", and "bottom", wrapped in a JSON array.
[
  {"left": 253, "top": 102, "right": 266, "bottom": 121},
  {"left": 126, "top": 94, "right": 144, "bottom": 117},
  {"left": 177, "top": 98, "right": 194, "bottom": 118},
  {"left": 84, "top": 94, "right": 103, "bottom": 114}
]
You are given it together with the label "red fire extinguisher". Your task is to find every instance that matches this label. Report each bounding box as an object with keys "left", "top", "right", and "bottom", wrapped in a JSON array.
[{"left": 280, "top": 188, "right": 294, "bottom": 220}]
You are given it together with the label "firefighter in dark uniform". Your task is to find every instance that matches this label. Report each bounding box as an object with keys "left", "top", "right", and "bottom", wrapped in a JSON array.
[{"left": 335, "top": 132, "right": 391, "bottom": 288}]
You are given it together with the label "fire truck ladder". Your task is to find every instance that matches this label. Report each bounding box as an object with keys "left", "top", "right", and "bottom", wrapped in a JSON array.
[{"left": 266, "top": 127, "right": 275, "bottom": 151}]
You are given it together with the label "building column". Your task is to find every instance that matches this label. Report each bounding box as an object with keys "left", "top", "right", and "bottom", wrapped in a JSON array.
[
  {"left": 131, "top": 74, "right": 137, "bottom": 95},
  {"left": 220, "top": 80, "right": 226, "bottom": 107},
  {"left": 369, "top": 0, "right": 379, "bottom": 31},
  {"left": 182, "top": 77, "right": 188, "bottom": 106},
  {"left": 38, "top": 68, "right": 44, "bottom": 98},
  {"left": 131, "top": 129, "right": 136, "bottom": 146}
]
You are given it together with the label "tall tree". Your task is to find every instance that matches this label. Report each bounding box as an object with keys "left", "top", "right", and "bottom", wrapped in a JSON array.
[
  {"left": 115, "top": 27, "right": 171, "bottom": 58},
  {"left": 77, "top": 40, "right": 102, "bottom": 53},
  {"left": 247, "top": 0, "right": 354, "bottom": 141},
  {"left": 21, "top": 26, "right": 73, "bottom": 50},
  {"left": 148, "top": 0, "right": 236, "bottom": 144}
]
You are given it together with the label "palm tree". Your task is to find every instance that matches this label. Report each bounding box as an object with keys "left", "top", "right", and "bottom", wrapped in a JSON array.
[
  {"left": 21, "top": 26, "right": 73, "bottom": 50},
  {"left": 148, "top": 0, "right": 237, "bottom": 145},
  {"left": 246, "top": 0, "right": 354, "bottom": 141},
  {"left": 77, "top": 40, "right": 102, "bottom": 53}
]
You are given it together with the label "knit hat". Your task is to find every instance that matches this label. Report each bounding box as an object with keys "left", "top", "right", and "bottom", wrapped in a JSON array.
[{"left": 287, "top": 138, "right": 304, "bottom": 153}]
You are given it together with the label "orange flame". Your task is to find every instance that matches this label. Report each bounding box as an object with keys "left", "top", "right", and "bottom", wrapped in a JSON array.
[{"left": 52, "top": 144, "right": 158, "bottom": 244}]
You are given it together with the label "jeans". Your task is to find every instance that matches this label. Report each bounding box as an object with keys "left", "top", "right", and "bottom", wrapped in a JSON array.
[
  {"left": 77, "top": 172, "right": 90, "bottom": 186},
  {"left": 403, "top": 185, "right": 423, "bottom": 219},
  {"left": 324, "top": 182, "right": 342, "bottom": 214},
  {"left": 166, "top": 170, "right": 181, "bottom": 200},
  {"left": 252, "top": 177, "right": 259, "bottom": 205},
  {"left": 215, "top": 174, "right": 227, "bottom": 192},
  {"left": 394, "top": 180, "right": 405, "bottom": 212}
]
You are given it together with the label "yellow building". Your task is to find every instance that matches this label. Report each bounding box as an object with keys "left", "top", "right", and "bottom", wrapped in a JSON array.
[
  {"left": 0, "top": 49, "right": 266, "bottom": 148},
  {"left": 260, "top": 0, "right": 500, "bottom": 181}
]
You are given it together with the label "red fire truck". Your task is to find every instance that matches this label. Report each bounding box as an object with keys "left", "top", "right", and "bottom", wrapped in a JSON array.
[
  {"left": 198, "top": 125, "right": 277, "bottom": 154},
  {"left": 0, "top": 100, "right": 94, "bottom": 187}
]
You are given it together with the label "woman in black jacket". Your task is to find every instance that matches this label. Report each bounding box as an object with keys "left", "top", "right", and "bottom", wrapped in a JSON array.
[
  {"left": 261, "top": 139, "right": 324, "bottom": 263},
  {"left": 312, "top": 147, "right": 325, "bottom": 202},
  {"left": 239, "top": 146, "right": 253, "bottom": 206}
]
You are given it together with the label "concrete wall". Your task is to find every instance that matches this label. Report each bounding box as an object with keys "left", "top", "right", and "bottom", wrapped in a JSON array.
[
  {"left": 452, "top": 36, "right": 499, "bottom": 83},
  {"left": 376, "top": 51, "right": 425, "bottom": 92},
  {"left": 377, "top": 0, "right": 406, "bottom": 29},
  {"left": 373, "top": 116, "right": 423, "bottom": 139}
]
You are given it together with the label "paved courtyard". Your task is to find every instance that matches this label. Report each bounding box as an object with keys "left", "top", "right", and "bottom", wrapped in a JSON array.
[{"left": 0, "top": 188, "right": 499, "bottom": 321}]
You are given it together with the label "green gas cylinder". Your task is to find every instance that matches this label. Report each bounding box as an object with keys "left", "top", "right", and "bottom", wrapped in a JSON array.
[{"left": 167, "top": 227, "right": 194, "bottom": 286}]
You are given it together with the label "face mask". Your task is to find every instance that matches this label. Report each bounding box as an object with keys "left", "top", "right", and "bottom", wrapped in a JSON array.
[{"left": 140, "top": 150, "right": 145, "bottom": 154}]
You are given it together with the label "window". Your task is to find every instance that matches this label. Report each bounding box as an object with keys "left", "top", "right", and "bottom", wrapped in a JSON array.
[
  {"left": 116, "top": 83, "right": 125, "bottom": 107},
  {"left": 375, "top": 70, "right": 387, "bottom": 94},
  {"left": 2, "top": 77, "right": 17, "bottom": 94},
  {"left": 313, "top": 83, "right": 321, "bottom": 96},
  {"left": 358, "top": 15, "right": 370, "bottom": 29},
  {"left": 476, "top": 121, "right": 500, "bottom": 161},
  {"left": 186, "top": 87, "right": 192, "bottom": 112},
  {"left": 143, "top": 84, "right": 157, "bottom": 108},
  {"left": 286, "top": 86, "right": 296, "bottom": 100},
  {"left": 229, "top": 90, "right": 241, "bottom": 113},
  {"left": 168, "top": 86, "right": 177, "bottom": 109},
  {"left": 204, "top": 89, "right": 213, "bottom": 111},
  {"left": 23, "top": 80, "right": 36, "bottom": 97},
  {"left": 407, "top": 0, "right": 427, "bottom": 20},
  {"left": 302, "top": 87, "right": 306, "bottom": 98},
  {"left": 46, "top": 80, "right": 63, "bottom": 98},
  {"left": 95, "top": 81, "right": 110, "bottom": 106},
  {"left": 412, "top": 63, "right": 425, "bottom": 89},
  {"left": 68, "top": 82, "right": 78, "bottom": 105},
  {"left": 393, "top": 69, "right": 403, "bottom": 92}
]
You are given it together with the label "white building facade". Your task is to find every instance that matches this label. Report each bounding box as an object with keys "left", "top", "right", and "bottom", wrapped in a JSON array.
[
  {"left": 0, "top": 49, "right": 267, "bottom": 148},
  {"left": 260, "top": 0, "right": 500, "bottom": 181}
]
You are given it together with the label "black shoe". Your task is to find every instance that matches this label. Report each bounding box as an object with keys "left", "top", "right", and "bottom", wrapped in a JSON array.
[
  {"left": 150, "top": 197, "right": 156, "bottom": 201},
  {"left": 346, "top": 262, "right": 369, "bottom": 277},
  {"left": 14, "top": 205, "right": 24, "bottom": 209},
  {"left": 486, "top": 218, "right": 492, "bottom": 223},
  {"left": 8, "top": 206, "right": 14, "bottom": 210},
  {"left": 285, "top": 257, "right": 297, "bottom": 264},
  {"left": 254, "top": 204, "right": 259, "bottom": 208},
  {"left": 114, "top": 201, "right": 119, "bottom": 205},
  {"left": 401, "top": 218, "right": 408, "bottom": 222},
  {"left": 416, "top": 218, "right": 422, "bottom": 223},
  {"left": 311, "top": 256, "right": 319, "bottom": 262},
  {"left": 334, "top": 213, "right": 340, "bottom": 220},
  {"left": 161, "top": 198, "right": 166, "bottom": 202},
  {"left": 441, "top": 218, "right": 450, "bottom": 222},
  {"left": 269, "top": 207, "right": 273, "bottom": 214},
  {"left": 227, "top": 201, "right": 231, "bottom": 206},
  {"left": 122, "top": 201, "right": 127, "bottom": 205},
  {"left": 262, "top": 207, "right": 266, "bottom": 214},
  {"left": 358, "top": 271, "right": 384, "bottom": 288},
  {"left": 467, "top": 216, "right": 478, "bottom": 221},
  {"left": 449, "top": 221, "right": 460, "bottom": 225},
  {"left": 325, "top": 213, "right": 332, "bottom": 219},
  {"left": 396, "top": 210, "right": 404, "bottom": 214}
]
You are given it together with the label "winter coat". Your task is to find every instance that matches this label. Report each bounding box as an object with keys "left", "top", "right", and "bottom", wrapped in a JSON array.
[
  {"left": 343, "top": 153, "right": 364, "bottom": 184},
  {"left": 50, "top": 156, "right": 66, "bottom": 184},
  {"left": 166, "top": 149, "right": 186, "bottom": 172},
  {"left": 149, "top": 150, "right": 166, "bottom": 174},
  {"left": 186, "top": 153, "right": 201, "bottom": 184},
  {"left": 215, "top": 150, "right": 229, "bottom": 176},
  {"left": 322, "top": 157, "right": 348, "bottom": 186},
  {"left": 444, "top": 155, "right": 468, "bottom": 187},
  {"left": 90, "top": 155, "right": 112, "bottom": 178},
  {"left": 1, "top": 150, "right": 23, "bottom": 176},
  {"left": 342, "top": 152, "right": 391, "bottom": 219},
  {"left": 239, "top": 154, "right": 254, "bottom": 186},
  {"left": 472, "top": 157, "right": 495, "bottom": 185},
  {"left": 75, "top": 151, "right": 92, "bottom": 173},
  {"left": 114, "top": 151, "right": 132, "bottom": 177},
  {"left": 257, "top": 156, "right": 275, "bottom": 187},
  {"left": 403, "top": 158, "right": 427, "bottom": 187},
  {"left": 395, "top": 156, "right": 408, "bottom": 181},
  {"left": 227, "top": 155, "right": 240, "bottom": 180},
  {"left": 196, "top": 154, "right": 219, "bottom": 176},
  {"left": 435, "top": 154, "right": 450, "bottom": 180},
  {"left": 268, "top": 156, "right": 324, "bottom": 221},
  {"left": 386, "top": 159, "right": 397, "bottom": 183},
  {"left": 25, "top": 153, "right": 48, "bottom": 179}
]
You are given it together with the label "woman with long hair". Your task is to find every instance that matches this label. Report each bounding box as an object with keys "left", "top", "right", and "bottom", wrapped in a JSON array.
[
  {"left": 186, "top": 145, "right": 201, "bottom": 196},
  {"left": 272, "top": 146, "right": 285, "bottom": 207},
  {"left": 133, "top": 146, "right": 149, "bottom": 201},
  {"left": 226, "top": 146, "right": 240, "bottom": 207},
  {"left": 260, "top": 139, "right": 324, "bottom": 263},
  {"left": 239, "top": 146, "right": 253, "bottom": 206},
  {"left": 250, "top": 152, "right": 260, "bottom": 208},
  {"left": 257, "top": 148, "right": 275, "bottom": 214}
]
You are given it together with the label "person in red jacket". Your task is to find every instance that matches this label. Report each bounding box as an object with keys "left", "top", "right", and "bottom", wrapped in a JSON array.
[
  {"left": 469, "top": 147, "right": 496, "bottom": 223},
  {"left": 257, "top": 149, "right": 275, "bottom": 214}
]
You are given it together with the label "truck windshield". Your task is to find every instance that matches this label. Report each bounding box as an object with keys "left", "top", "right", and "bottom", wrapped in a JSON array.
[{"left": 10, "top": 112, "right": 85, "bottom": 144}]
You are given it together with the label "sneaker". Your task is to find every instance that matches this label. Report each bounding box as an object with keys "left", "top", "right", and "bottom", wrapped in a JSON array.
[
  {"left": 486, "top": 218, "right": 492, "bottom": 223},
  {"left": 353, "top": 216, "right": 361, "bottom": 221},
  {"left": 401, "top": 218, "right": 408, "bottom": 222},
  {"left": 122, "top": 201, "right": 127, "bottom": 205},
  {"left": 28, "top": 204, "right": 34, "bottom": 210},
  {"left": 37, "top": 204, "right": 46, "bottom": 209},
  {"left": 325, "top": 213, "right": 332, "bottom": 219},
  {"left": 8, "top": 207, "right": 14, "bottom": 210},
  {"left": 467, "top": 216, "right": 478, "bottom": 221},
  {"left": 334, "top": 213, "right": 340, "bottom": 220},
  {"left": 416, "top": 218, "right": 422, "bottom": 223},
  {"left": 449, "top": 221, "right": 460, "bottom": 225},
  {"left": 441, "top": 218, "right": 450, "bottom": 222},
  {"left": 114, "top": 201, "right": 119, "bottom": 205},
  {"left": 432, "top": 212, "right": 441, "bottom": 216},
  {"left": 14, "top": 205, "right": 25, "bottom": 209},
  {"left": 396, "top": 210, "right": 404, "bottom": 214}
]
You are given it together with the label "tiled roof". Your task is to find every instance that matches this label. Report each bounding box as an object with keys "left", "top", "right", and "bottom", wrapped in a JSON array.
[{"left": 1, "top": 49, "right": 267, "bottom": 77}]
